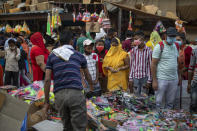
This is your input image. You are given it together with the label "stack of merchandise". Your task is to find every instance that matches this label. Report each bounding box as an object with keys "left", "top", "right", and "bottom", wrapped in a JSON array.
[
  {"left": 86, "top": 91, "right": 197, "bottom": 130},
  {"left": 8, "top": 81, "right": 55, "bottom": 105}
]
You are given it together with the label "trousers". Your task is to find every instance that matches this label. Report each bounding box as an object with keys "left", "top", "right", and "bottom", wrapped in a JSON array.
[
  {"left": 55, "top": 88, "right": 87, "bottom": 131},
  {"left": 155, "top": 79, "right": 178, "bottom": 109},
  {"left": 191, "top": 81, "right": 197, "bottom": 112},
  {"left": 4, "top": 71, "right": 19, "bottom": 87}
]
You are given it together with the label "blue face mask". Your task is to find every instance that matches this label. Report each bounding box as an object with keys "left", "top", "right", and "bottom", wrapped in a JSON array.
[
  {"left": 176, "top": 41, "right": 182, "bottom": 46},
  {"left": 166, "top": 36, "right": 176, "bottom": 45}
]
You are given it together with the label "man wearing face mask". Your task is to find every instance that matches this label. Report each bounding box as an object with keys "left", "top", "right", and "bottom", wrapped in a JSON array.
[
  {"left": 152, "top": 27, "right": 181, "bottom": 109},
  {"left": 129, "top": 31, "right": 152, "bottom": 95},
  {"left": 4, "top": 39, "right": 20, "bottom": 87}
]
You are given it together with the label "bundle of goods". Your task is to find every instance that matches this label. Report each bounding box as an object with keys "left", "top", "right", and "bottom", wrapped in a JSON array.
[
  {"left": 86, "top": 91, "right": 197, "bottom": 130},
  {"left": 8, "top": 81, "right": 55, "bottom": 105}
]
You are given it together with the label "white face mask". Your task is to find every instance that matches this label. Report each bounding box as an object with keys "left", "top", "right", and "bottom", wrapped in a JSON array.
[{"left": 10, "top": 46, "right": 16, "bottom": 50}]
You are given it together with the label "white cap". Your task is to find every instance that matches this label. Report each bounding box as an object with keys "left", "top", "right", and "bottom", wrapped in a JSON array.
[{"left": 83, "top": 39, "right": 93, "bottom": 46}]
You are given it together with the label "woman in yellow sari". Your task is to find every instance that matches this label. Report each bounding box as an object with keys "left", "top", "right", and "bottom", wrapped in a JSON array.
[{"left": 103, "top": 38, "right": 129, "bottom": 92}]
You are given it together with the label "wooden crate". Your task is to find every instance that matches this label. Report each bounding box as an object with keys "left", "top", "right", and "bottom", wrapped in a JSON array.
[
  {"left": 37, "top": 2, "right": 52, "bottom": 11},
  {"left": 29, "top": 4, "right": 37, "bottom": 11},
  {"left": 83, "top": 0, "right": 91, "bottom": 4},
  {"left": 9, "top": 8, "right": 21, "bottom": 13}
]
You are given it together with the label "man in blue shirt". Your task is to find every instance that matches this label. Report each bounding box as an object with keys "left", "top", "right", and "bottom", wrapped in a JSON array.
[{"left": 44, "top": 30, "right": 93, "bottom": 131}]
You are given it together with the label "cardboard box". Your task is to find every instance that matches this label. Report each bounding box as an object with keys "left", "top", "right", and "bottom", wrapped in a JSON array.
[
  {"left": 29, "top": 4, "right": 37, "bottom": 11},
  {"left": 31, "top": 0, "right": 38, "bottom": 5},
  {"left": 13, "top": 0, "right": 21, "bottom": 7},
  {"left": 83, "top": 0, "right": 91, "bottom": 4},
  {"left": 86, "top": 22, "right": 100, "bottom": 33},
  {"left": 25, "top": 0, "right": 31, "bottom": 5},
  {"left": 3, "top": 3, "right": 12, "bottom": 13},
  {"left": 37, "top": 2, "right": 52, "bottom": 11},
  {"left": 0, "top": 91, "right": 29, "bottom": 131},
  {"left": 141, "top": 4, "right": 158, "bottom": 15},
  {"left": 9, "top": 8, "right": 21, "bottom": 13},
  {"left": 166, "top": 11, "right": 178, "bottom": 19}
]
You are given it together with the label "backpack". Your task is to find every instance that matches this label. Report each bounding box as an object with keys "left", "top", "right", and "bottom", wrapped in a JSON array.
[{"left": 158, "top": 40, "right": 179, "bottom": 59}]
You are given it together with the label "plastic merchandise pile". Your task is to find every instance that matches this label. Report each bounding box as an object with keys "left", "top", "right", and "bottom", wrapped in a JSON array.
[
  {"left": 87, "top": 91, "right": 197, "bottom": 131},
  {"left": 8, "top": 81, "right": 55, "bottom": 105}
]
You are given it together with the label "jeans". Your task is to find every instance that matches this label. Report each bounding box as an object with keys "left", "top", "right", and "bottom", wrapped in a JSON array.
[
  {"left": 4, "top": 71, "right": 19, "bottom": 87},
  {"left": 19, "top": 69, "right": 31, "bottom": 86},
  {"left": 190, "top": 81, "right": 197, "bottom": 112},
  {"left": 133, "top": 77, "right": 148, "bottom": 96},
  {"left": 155, "top": 79, "right": 178, "bottom": 109},
  {"left": 55, "top": 89, "right": 87, "bottom": 131}
]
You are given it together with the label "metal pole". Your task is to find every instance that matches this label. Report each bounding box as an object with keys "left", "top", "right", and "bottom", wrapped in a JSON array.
[{"left": 118, "top": 8, "right": 122, "bottom": 38}]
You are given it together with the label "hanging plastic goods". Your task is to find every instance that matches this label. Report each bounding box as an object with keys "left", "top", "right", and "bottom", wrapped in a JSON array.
[
  {"left": 91, "top": 12, "right": 99, "bottom": 22},
  {"left": 47, "top": 13, "right": 52, "bottom": 36},
  {"left": 51, "top": 8, "right": 55, "bottom": 29},
  {"left": 21, "top": 21, "right": 31, "bottom": 35},
  {"left": 154, "top": 20, "right": 166, "bottom": 34},
  {"left": 72, "top": 4, "right": 76, "bottom": 23},
  {"left": 98, "top": 10, "right": 104, "bottom": 24},
  {"left": 175, "top": 19, "right": 186, "bottom": 34},
  {"left": 5, "top": 24, "right": 13, "bottom": 33},
  {"left": 76, "top": 12, "right": 82, "bottom": 21},
  {"left": 128, "top": 11, "right": 133, "bottom": 31}
]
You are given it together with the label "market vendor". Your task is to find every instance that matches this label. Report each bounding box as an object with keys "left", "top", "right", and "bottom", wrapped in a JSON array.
[
  {"left": 44, "top": 30, "right": 93, "bottom": 131},
  {"left": 102, "top": 38, "right": 129, "bottom": 92},
  {"left": 30, "top": 32, "right": 49, "bottom": 81}
]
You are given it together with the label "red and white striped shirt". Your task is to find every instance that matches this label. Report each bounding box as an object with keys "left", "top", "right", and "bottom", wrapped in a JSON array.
[{"left": 129, "top": 45, "right": 152, "bottom": 83}]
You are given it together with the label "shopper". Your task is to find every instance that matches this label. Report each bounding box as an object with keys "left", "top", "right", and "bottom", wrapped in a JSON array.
[
  {"left": 104, "top": 28, "right": 116, "bottom": 50},
  {"left": 152, "top": 27, "right": 181, "bottom": 109},
  {"left": 94, "top": 39, "right": 108, "bottom": 93},
  {"left": 77, "top": 30, "right": 87, "bottom": 54},
  {"left": 4, "top": 39, "right": 20, "bottom": 87},
  {"left": 44, "top": 30, "right": 93, "bottom": 131},
  {"left": 103, "top": 38, "right": 129, "bottom": 92},
  {"left": 83, "top": 39, "right": 101, "bottom": 96},
  {"left": 30, "top": 32, "right": 49, "bottom": 81},
  {"left": 129, "top": 31, "right": 152, "bottom": 96},
  {"left": 146, "top": 31, "right": 162, "bottom": 51},
  {"left": 16, "top": 41, "right": 31, "bottom": 86},
  {"left": 177, "top": 32, "right": 192, "bottom": 80},
  {"left": 188, "top": 48, "right": 197, "bottom": 113},
  {"left": 122, "top": 30, "right": 134, "bottom": 52}
]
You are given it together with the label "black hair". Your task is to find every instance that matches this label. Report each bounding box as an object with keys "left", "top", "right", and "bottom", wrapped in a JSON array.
[
  {"left": 60, "top": 30, "right": 73, "bottom": 45},
  {"left": 111, "top": 38, "right": 118, "bottom": 44},
  {"left": 4, "top": 33, "right": 11, "bottom": 38},
  {"left": 134, "top": 30, "right": 145, "bottom": 37},
  {"left": 95, "top": 39, "right": 106, "bottom": 58},
  {"left": 126, "top": 30, "right": 134, "bottom": 37},
  {"left": 108, "top": 28, "right": 116, "bottom": 36},
  {"left": 81, "top": 30, "right": 86, "bottom": 36},
  {"left": 44, "top": 34, "right": 55, "bottom": 46},
  {"left": 96, "top": 39, "right": 105, "bottom": 44},
  {"left": 8, "top": 39, "right": 16, "bottom": 45},
  {"left": 177, "top": 32, "right": 186, "bottom": 41}
]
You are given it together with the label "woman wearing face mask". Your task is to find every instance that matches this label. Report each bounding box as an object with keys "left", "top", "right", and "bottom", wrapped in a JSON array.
[
  {"left": 94, "top": 39, "right": 108, "bottom": 93},
  {"left": 4, "top": 39, "right": 20, "bottom": 87},
  {"left": 176, "top": 32, "right": 192, "bottom": 80},
  {"left": 30, "top": 32, "right": 49, "bottom": 81},
  {"left": 103, "top": 38, "right": 129, "bottom": 92}
]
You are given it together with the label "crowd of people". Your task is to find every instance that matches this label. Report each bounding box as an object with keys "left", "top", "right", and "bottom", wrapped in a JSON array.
[{"left": 0, "top": 25, "right": 197, "bottom": 131}]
